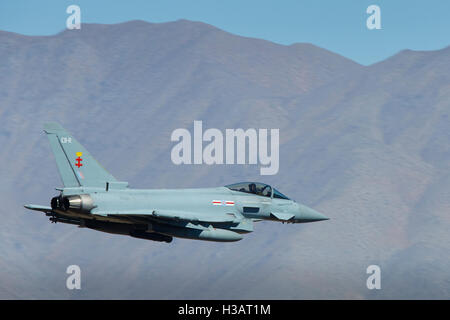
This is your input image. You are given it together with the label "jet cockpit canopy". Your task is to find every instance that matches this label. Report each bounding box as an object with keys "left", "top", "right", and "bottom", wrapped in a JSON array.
[{"left": 225, "top": 182, "right": 291, "bottom": 200}]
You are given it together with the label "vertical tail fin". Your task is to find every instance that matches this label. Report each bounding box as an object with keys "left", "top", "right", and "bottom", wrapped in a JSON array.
[{"left": 44, "top": 122, "right": 117, "bottom": 187}]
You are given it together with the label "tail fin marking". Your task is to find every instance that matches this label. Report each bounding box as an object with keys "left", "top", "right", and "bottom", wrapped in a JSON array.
[{"left": 44, "top": 122, "right": 117, "bottom": 188}]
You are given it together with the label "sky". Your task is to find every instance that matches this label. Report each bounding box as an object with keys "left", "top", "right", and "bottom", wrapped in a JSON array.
[{"left": 0, "top": 0, "right": 448, "bottom": 65}]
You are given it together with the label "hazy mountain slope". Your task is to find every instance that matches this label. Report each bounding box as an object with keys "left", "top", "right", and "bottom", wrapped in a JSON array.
[{"left": 0, "top": 20, "right": 448, "bottom": 299}]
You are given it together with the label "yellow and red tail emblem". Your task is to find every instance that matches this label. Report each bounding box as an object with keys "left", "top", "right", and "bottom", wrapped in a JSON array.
[{"left": 75, "top": 152, "right": 83, "bottom": 168}]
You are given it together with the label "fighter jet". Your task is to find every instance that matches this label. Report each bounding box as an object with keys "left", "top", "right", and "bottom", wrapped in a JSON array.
[{"left": 25, "top": 123, "right": 329, "bottom": 243}]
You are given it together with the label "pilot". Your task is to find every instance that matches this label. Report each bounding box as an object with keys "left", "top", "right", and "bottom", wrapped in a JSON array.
[
  {"left": 249, "top": 183, "right": 257, "bottom": 194},
  {"left": 260, "top": 185, "right": 271, "bottom": 197}
]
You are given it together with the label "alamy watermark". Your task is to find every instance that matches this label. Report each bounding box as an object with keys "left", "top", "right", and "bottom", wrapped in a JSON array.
[
  {"left": 66, "top": 265, "right": 81, "bottom": 290},
  {"left": 170, "top": 121, "right": 279, "bottom": 175},
  {"left": 366, "top": 5, "right": 381, "bottom": 30},
  {"left": 66, "top": 5, "right": 81, "bottom": 30},
  {"left": 366, "top": 265, "right": 381, "bottom": 290}
]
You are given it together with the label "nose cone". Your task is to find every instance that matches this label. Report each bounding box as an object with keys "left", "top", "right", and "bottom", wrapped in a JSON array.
[{"left": 296, "top": 204, "right": 329, "bottom": 223}]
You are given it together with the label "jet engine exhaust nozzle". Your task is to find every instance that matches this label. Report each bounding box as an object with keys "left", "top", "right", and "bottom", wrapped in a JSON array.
[{"left": 60, "top": 194, "right": 95, "bottom": 213}]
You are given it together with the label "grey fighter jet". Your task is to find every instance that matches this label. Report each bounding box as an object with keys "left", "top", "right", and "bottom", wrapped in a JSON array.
[{"left": 25, "top": 123, "right": 328, "bottom": 243}]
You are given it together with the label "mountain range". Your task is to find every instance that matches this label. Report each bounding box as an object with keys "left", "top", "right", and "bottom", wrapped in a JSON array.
[{"left": 0, "top": 19, "right": 448, "bottom": 299}]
